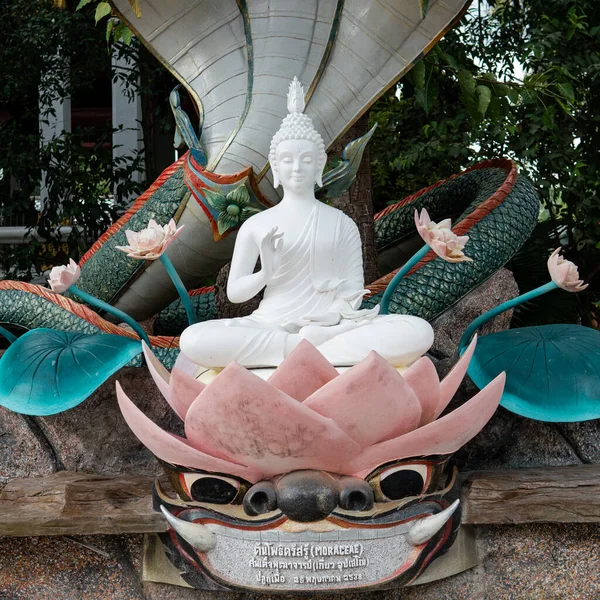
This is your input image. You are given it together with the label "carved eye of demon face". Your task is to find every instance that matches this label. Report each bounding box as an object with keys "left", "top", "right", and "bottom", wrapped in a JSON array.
[
  {"left": 180, "top": 473, "right": 243, "bottom": 504},
  {"left": 161, "top": 456, "right": 451, "bottom": 517},
  {"left": 162, "top": 466, "right": 250, "bottom": 505},
  {"left": 367, "top": 462, "right": 432, "bottom": 502}
]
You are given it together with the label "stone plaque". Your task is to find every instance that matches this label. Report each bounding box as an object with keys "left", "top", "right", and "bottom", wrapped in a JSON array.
[{"left": 204, "top": 523, "right": 413, "bottom": 591}]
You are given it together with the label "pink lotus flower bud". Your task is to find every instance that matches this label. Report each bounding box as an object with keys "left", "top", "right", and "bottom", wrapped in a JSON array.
[
  {"left": 547, "top": 248, "right": 588, "bottom": 292},
  {"left": 48, "top": 259, "right": 81, "bottom": 294},
  {"left": 414, "top": 208, "right": 472, "bottom": 263},
  {"left": 115, "top": 219, "right": 184, "bottom": 260}
]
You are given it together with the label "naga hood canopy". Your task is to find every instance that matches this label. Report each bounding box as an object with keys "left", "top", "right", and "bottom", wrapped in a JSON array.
[{"left": 112, "top": 0, "right": 470, "bottom": 200}]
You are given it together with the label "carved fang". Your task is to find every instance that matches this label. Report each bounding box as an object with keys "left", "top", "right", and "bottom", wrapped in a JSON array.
[
  {"left": 406, "top": 500, "right": 460, "bottom": 546},
  {"left": 160, "top": 505, "right": 216, "bottom": 552}
]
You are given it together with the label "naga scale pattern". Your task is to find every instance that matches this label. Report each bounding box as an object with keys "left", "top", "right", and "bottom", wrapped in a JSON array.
[
  {"left": 73, "top": 160, "right": 189, "bottom": 307},
  {"left": 364, "top": 161, "right": 539, "bottom": 318},
  {"left": 154, "top": 287, "right": 218, "bottom": 336}
]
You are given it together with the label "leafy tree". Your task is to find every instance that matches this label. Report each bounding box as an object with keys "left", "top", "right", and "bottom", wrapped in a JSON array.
[
  {"left": 0, "top": 0, "right": 167, "bottom": 279},
  {"left": 369, "top": 0, "right": 599, "bottom": 326}
]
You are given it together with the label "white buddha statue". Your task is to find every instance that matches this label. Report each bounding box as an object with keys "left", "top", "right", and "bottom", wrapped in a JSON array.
[{"left": 180, "top": 78, "right": 433, "bottom": 369}]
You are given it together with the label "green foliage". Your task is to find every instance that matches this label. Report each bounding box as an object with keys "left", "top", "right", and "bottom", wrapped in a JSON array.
[
  {"left": 369, "top": 0, "right": 599, "bottom": 325},
  {"left": 0, "top": 0, "right": 144, "bottom": 279},
  {"left": 75, "top": 0, "right": 137, "bottom": 45},
  {"left": 94, "top": 2, "right": 111, "bottom": 22}
]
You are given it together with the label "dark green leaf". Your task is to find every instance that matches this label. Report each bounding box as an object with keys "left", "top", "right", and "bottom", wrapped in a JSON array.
[
  {"left": 203, "top": 189, "right": 229, "bottom": 212},
  {"left": 217, "top": 212, "right": 239, "bottom": 235},
  {"left": 457, "top": 70, "right": 476, "bottom": 100},
  {"left": 412, "top": 60, "right": 426, "bottom": 91},
  {"left": 557, "top": 82, "right": 575, "bottom": 103},
  {"left": 106, "top": 18, "right": 115, "bottom": 43},
  {"left": 121, "top": 25, "right": 133, "bottom": 45},
  {"left": 476, "top": 85, "right": 492, "bottom": 116},
  {"left": 226, "top": 183, "right": 250, "bottom": 207},
  {"left": 241, "top": 207, "right": 261, "bottom": 221},
  {"left": 76, "top": 0, "right": 95, "bottom": 10}
]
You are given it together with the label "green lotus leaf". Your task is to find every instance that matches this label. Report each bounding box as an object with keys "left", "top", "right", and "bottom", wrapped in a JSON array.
[
  {"left": 0, "top": 328, "right": 142, "bottom": 416},
  {"left": 467, "top": 324, "right": 600, "bottom": 422}
]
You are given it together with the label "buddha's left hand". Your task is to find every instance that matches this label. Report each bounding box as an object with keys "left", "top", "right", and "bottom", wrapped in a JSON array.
[{"left": 301, "top": 311, "right": 343, "bottom": 326}]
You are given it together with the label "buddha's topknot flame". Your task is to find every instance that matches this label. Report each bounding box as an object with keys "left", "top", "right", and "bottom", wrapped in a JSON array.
[
  {"left": 287, "top": 76, "right": 305, "bottom": 114},
  {"left": 269, "top": 77, "right": 327, "bottom": 188}
]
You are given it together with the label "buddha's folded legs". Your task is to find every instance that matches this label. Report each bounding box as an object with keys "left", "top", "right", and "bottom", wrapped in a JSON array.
[
  {"left": 179, "top": 318, "right": 289, "bottom": 368},
  {"left": 180, "top": 314, "right": 434, "bottom": 370},
  {"left": 313, "top": 315, "right": 434, "bottom": 367}
]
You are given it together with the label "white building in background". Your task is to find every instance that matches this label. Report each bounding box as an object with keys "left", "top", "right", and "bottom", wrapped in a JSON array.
[
  {"left": 0, "top": 45, "right": 145, "bottom": 247},
  {"left": 111, "top": 48, "right": 145, "bottom": 195}
]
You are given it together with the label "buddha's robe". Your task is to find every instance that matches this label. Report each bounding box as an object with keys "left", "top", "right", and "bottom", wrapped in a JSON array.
[{"left": 180, "top": 202, "right": 433, "bottom": 368}]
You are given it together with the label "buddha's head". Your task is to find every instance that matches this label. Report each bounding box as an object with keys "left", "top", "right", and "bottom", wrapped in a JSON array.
[{"left": 269, "top": 77, "right": 327, "bottom": 191}]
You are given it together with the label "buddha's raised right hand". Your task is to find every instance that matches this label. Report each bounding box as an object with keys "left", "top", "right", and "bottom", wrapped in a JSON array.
[{"left": 259, "top": 226, "right": 285, "bottom": 282}]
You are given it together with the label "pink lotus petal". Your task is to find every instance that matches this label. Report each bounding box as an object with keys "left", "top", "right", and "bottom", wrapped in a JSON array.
[
  {"left": 116, "top": 381, "right": 260, "bottom": 482},
  {"left": 117, "top": 219, "right": 184, "bottom": 261},
  {"left": 268, "top": 340, "right": 338, "bottom": 401},
  {"left": 170, "top": 368, "right": 205, "bottom": 420},
  {"left": 551, "top": 260, "right": 572, "bottom": 286},
  {"left": 350, "top": 372, "right": 505, "bottom": 479},
  {"left": 142, "top": 342, "right": 170, "bottom": 402},
  {"left": 547, "top": 248, "right": 588, "bottom": 292},
  {"left": 173, "top": 350, "right": 201, "bottom": 377},
  {"left": 435, "top": 336, "right": 477, "bottom": 420},
  {"left": 304, "top": 351, "right": 422, "bottom": 448},
  {"left": 430, "top": 239, "right": 450, "bottom": 258},
  {"left": 125, "top": 230, "right": 139, "bottom": 245},
  {"left": 402, "top": 356, "right": 441, "bottom": 426},
  {"left": 184, "top": 362, "right": 360, "bottom": 478}
]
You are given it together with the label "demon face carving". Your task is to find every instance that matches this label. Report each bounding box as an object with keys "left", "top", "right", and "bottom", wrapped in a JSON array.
[{"left": 117, "top": 338, "right": 504, "bottom": 592}]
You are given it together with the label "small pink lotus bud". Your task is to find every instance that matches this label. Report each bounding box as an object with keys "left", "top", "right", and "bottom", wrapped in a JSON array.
[
  {"left": 48, "top": 258, "right": 81, "bottom": 294},
  {"left": 414, "top": 209, "right": 472, "bottom": 263},
  {"left": 547, "top": 248, "right": 588, "bottom": 292}
]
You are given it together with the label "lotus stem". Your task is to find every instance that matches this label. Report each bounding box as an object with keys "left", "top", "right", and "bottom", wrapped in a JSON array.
[
  {"left": 458, "top": 281, "right": 558, "bottom": 354},
  {"left": 380, "top": 244, "right": 430, "bottom": 315},
  {"left": 69, "top": 285, "right": 151, "bottom": 346},
  {"left": 0, "top": 325, "right": 17, "bottom": 344},
  {"left": 159, "top": 253, "right": 197, "bottom": 325}
]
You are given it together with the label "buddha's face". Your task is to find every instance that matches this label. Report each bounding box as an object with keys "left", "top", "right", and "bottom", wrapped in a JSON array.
[{"left": 274, "top": 138, "right": 321, "bottom": 194}]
